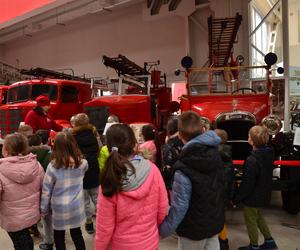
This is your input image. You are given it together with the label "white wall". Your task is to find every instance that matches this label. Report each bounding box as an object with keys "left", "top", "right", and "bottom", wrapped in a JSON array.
[
  {"left": 2, "top": 2, "right": 186, "bottom": 83},
  {"left": 2, "top": 0, "right": 248, "bottom": 83}
]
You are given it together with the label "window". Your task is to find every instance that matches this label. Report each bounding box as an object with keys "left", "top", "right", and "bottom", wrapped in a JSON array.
[
  {"left": 61, "top": 85, "right": 78, "bottom": 103},
  {"left": 8, "top": 85, "right": 30, "bottom": 103},
  {"left": 251, "top": 7, "right": 269, "bottom": 78},
  {"left": 1, "top": 90, "right": 7, "bottom": 104},
  {"left": 31, "top": 84, "right": 58, "bottom": 101},
  {"left": 298, "top": 10, "right": 300, "bottom": 43}
]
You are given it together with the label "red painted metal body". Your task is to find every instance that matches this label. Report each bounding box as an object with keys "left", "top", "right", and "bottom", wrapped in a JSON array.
[
  {"left": 84, "top": 95, "right": 153, "bottom": 125},
  {"left": 84, "top": 86, "right": 172, "bottom": 132},
  {"left": 0, "top": 79, "right": 92, "bottom": 136},
  {"left": 180, "top": 92, "right": 270, "bottom": 124}
]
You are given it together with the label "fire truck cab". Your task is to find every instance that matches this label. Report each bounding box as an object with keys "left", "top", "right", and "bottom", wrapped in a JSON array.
[
  {"left": 0, "top": 85, "right": 8, "bottom": 106},
  {"left": 84, "top": 55, "right": 174, "bottom": 134},
  {"left": 0, "top": 79, "right": 92, "bottom": 136}
]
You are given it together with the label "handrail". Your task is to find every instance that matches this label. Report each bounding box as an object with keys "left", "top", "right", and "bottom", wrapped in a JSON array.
[{"left": 233, "top": 160, "right": 300, "bottom": 166}]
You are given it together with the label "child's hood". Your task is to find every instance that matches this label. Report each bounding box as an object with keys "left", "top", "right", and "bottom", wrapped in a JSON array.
[
  {"left": 30, "top": 145, "right": 51, "bottom": 158},
  {"left": 0, "top": 153, "right": 41, "bottom": 184},
  {"left": 121, "top": 155, "right": 152, "bottom": 199},
  {"left": 184, "top": 130, "right": 221, "bottom": 149}
]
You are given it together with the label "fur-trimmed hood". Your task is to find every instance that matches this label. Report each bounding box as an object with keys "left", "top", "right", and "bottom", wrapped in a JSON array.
[{"left": 72, "top": 124, "right": 98, "bottom": 136}]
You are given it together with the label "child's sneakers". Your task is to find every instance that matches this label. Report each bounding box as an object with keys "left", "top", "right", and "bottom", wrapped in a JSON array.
[
  {"left": 219, "top": 238, "right": 229, "bottom": 250},
  {"left": 39, "top": 243, "right": 53, "bottom": 250},
  {"left": 238, "top": 244, "right": 260, "bottom": 250},
  {"left": 260, "top": 238, "right": 278, "bottom": 249},
  {"left": 85, "top": 221, "right": 95, "bottom": 234},
  {"left": 29, "top": 224, "right": 41, "bottom": 237}
]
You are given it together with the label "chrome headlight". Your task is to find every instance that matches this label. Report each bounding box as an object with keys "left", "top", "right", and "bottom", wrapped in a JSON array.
[{"left": 261, "top": 114, "right": 282, "bottom": 135}]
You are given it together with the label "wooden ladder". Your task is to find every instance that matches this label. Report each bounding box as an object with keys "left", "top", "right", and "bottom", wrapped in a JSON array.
[{"left": 208, "top": 13, "right": 242, "bottom": 67}]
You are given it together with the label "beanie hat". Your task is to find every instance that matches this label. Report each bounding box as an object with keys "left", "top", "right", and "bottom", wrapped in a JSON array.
[{"left": 35, "top": 95, "right": 50, "bottom": 107}]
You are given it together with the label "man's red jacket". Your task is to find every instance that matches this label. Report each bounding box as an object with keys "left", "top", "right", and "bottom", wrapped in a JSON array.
[{"left": 24, "top": 109, "right": 63, "bottom": 133}]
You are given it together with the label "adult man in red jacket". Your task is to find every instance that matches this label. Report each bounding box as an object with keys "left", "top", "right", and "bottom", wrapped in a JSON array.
[{"left": 25, "top": 95, "right": 63, "bottom": 133}]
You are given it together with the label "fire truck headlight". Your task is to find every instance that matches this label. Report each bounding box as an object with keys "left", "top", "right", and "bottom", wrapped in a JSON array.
[{"left": 261, "top": 114, "right": 282, "bottom": 135}]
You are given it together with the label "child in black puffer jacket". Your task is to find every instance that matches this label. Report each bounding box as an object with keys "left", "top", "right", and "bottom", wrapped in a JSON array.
[{"left": 72, "top": 113, "right": 100, "bottom": 235}]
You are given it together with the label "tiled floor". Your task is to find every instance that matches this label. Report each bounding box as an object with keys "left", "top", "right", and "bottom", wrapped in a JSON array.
[{"left": 1, "top": 191, "right": 299, "bottom": 249}]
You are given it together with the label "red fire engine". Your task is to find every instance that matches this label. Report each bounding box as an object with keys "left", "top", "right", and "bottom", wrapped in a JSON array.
[{"left": 0, "top": 56, "right": 175, "bottom": 137}]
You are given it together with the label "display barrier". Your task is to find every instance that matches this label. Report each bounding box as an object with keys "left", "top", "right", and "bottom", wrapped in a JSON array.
[{"left": 233, "top": 160, "right": 300, "bottom": 166}]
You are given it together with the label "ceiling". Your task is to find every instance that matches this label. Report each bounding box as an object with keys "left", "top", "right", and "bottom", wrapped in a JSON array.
[{"left": 0, "top": 0, "right": 142, "bottom": 44}]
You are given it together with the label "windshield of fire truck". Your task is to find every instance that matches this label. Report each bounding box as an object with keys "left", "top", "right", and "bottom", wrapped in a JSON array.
[
  {"left": 8, "top": 84, "right": 58, "bottom": 103},
  {"left": 102, "top": 78, "right": 147, "bottom": 96},
  {"left": 188, "top": 66, "right": 268, "bottom": 95}
]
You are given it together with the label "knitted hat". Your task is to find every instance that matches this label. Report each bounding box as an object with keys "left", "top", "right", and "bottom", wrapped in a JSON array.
[{"left": 35, "top": 95, "right": 50, "bottom": 107}]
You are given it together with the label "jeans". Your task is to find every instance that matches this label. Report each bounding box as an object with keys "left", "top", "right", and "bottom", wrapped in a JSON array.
[
  {"left": 54, "top": 227, "right": 85, "bottom": 250},
  {"left": 7, "top": 228, "right": 33, "bottom": 250},
  {"left": 42, "top": 213, "right": 53, "bottom": 244},
  {"left": 178, "top": 234, "right": 220, "bottom": 250},
  {"left": 84, "top": 187, "right": 99, "bottom": 221}
]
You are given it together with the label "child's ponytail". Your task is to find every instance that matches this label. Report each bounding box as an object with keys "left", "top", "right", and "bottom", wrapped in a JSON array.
[{"left": 100, "top": 124, "right": 137, "bottom": 197}]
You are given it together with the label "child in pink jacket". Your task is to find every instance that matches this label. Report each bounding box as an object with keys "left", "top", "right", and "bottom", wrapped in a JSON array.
[
  {"left": 139, "top": 124, "right": 162, "bottom": 168},
  {"left": 95, "top": 124, "right": 168, "bottom": 250},
  {"left": 0, "top": 133, "right": 44, "bottom": 250}
]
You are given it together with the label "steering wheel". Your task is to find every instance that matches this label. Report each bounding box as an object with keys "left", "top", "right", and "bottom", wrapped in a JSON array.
[{"left": 232, "top": 87, "right": 257, "bottom": 94}]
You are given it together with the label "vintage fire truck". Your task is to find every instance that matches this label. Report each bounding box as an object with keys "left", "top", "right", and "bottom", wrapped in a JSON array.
[
  {"left": 0, "top": 57, "right": 175, "bottom": 137},
  {"left": 0, "top": 67, "right": 115, "bottom": 136},
  {"left": 177, "top": 53, "right": 300, "bottom": 213},
  {"left": 84, "top": 54, "right": 175, "bottom": 134},
  {"left": 0, "top": 77, "right": 92, "bottom": 136},
  {"left": 173, "top": 12, "right": 300, "bottom": 214},
  {"left": 179, "top": 53, "right": 282, "bottom": 160}
]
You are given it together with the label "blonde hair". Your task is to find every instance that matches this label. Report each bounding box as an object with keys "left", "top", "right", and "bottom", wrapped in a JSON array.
[
  {"left": 74, "top": 113, "right": 89, "bottom": 127},
  {"left": 18, "top": 124, "right": 33, "bottom": 137},
  {"left": 3, "top": 133, "right": 29, "bottom": 156},
  {"left": 249, "top": 125, "right": 269, "bottom": 148},
  {"left": 70, "top": 115, "right": 76, "bottom": 127},
  {"left": 215, "top": 129, "right": 228, "bottom": 143},
  {"left": 178, "top": 111, "right": 203, "bottom": 142}
]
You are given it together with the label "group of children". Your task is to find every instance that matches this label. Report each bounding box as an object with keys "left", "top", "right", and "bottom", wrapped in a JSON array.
[{"left": 0, "top": 110, "right": 279, "bottom": 250}]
